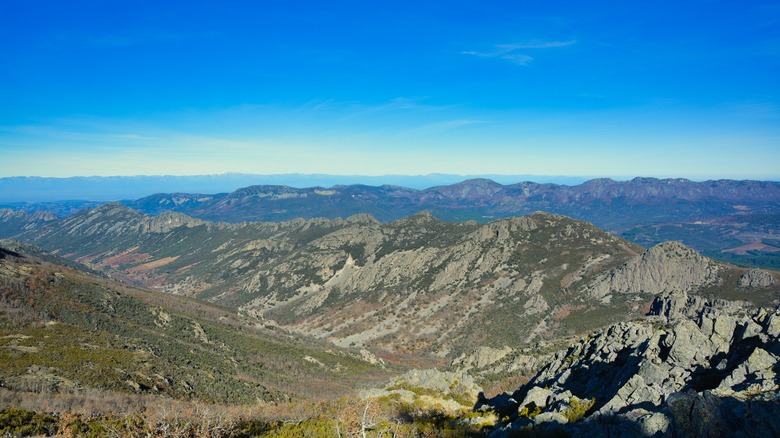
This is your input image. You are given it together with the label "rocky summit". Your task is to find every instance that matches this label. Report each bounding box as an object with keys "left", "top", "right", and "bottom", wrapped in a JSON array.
[{"left": 483, "top": 290, "right": 780, "bottom": 436}]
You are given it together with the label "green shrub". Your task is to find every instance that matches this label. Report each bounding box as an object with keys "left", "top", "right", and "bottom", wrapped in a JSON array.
[
  {"left": 0, "top": 408, "right": 58, "bottom": 436},
  {"left": 561, "top": 397, "right": 595, "bottom": 423},
  {"left": 518, "top": 404, "right": 542, "bottom": 419}
]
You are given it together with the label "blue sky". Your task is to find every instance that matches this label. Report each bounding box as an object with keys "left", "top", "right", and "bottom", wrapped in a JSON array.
[{"left": 1, "top": 0, "right": 779, "bottom": 180}]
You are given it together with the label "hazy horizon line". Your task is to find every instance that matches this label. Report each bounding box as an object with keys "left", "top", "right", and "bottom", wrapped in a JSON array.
[{"left": 2, "top": 172, "right": 778, "bottom": 182}]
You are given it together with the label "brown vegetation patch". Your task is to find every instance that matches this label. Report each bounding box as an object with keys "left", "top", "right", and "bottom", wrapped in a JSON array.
[
  {"left": 560, "top": 271, "right": 579, "bottom": 288},
  {"left": 175, "top": 262, "right": 201, "bottom": 272},
  {"left": 639, "top": 298, "right": 654, "bottom": 315},
  {"left": 128, "top": 256, "right": 180, "bottom": 272},
  {"left": 97, "top": 247, "right": 151, "bottom": 268},
  {"left": 74, "top": 254, "right": 99, "bottom": 264},
  {"left": 552, "top": 304, "right": 587, "bottom": 322},
  {"left": 722, "top": 242, "right": 780, "bottom": 255}
]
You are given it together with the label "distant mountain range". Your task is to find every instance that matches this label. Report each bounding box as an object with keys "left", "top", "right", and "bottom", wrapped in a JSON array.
[
  {"left": 2, "top": 177, "right": 779, "bottom": 268},
  {"left": 122, "top": 177, "right": 780, "bottom": 269},
  {"left": 0, "top": 173, "right": 590, "bottom": 202},
  {"left": 117, "top": 177, "right": 780, "bottom": 226}
]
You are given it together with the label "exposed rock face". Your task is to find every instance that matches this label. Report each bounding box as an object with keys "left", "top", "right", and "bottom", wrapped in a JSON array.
[
  {"left": 452, "top": 346, "right": 514, "bottom": 370},
  {"left": 740, "top": 269, "right": 776, "bottom": 289},
  {"left": 0, "top": 209, "right": 57, "bottom": 238},
  {"left": 583, "top": 242, "right": 721, "bottom": 304},
  {"left": 484, "top": 291, "right": 780, "bottom": 437},
  {"left": 647, "top": 290, "right": 751, "bottom": 323}
]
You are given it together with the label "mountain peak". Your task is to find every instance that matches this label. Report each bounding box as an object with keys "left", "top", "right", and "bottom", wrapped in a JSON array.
[
  {"left": 87, "top": 202, "right": 142, "bottom": 218},
  {"left": 344, "top": 213, "right": 380, "bottom": 225},
  {"left": 584, "top": 240, "right": 721, "bottom": 303}
]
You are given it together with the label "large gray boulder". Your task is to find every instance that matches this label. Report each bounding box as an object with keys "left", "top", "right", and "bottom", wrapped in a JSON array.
[{"left": 739, "top": 269, "right": 776, "bottom": 289}]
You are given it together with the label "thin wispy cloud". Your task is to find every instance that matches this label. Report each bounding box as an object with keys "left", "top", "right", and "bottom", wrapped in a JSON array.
[
  {"left": 497, "top": 40, "right": 576, "bottom": 50},
  {"left": 462, "top": 39, "right": 576, "bottom": 66},
  {"left": 502, "top": 54, "right": 533, "bottom": 66}
]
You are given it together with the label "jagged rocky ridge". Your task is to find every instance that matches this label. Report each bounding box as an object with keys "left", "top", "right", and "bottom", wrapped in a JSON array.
[
  {"left": 483, "top": 290, "right": 780, "bottom": 436},
  {"left": 1, "top": 204, "right": 778, "bottom": 360},
  {"left": 0, "top": 204, "right": 651, "bottom": 356}
]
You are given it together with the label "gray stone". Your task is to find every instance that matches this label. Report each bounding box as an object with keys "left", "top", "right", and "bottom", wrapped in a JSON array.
[
  {"left": 712, "top": 314, "right": 737, "bottom": 342},
  {"left": 639, "top": 412, "right": 671, "bottom": 436},
  {"left": 638, "top": 361, "right": 669, "bottom": 386},
  {"left": 519, "top": 386, "right": 553, "bottom": 411},
  {"left": 616, "top": 374, "right": 646, "bottom": 402},
  {"left": 533, "top": 412, "right": 569, "bottom": 425},
  {"left": 745, "top": 347, "right": 777, "bottom": 374},
  {"left": 585, "top": 242, "right": 721, "bottom": 299},
  {"left": 740, "top": 319, "right": 764, "bottom": 340},
  {"left": 765, "top": 313, "right": 780, "bottom": 338},
  {"left": 484, "top": 293, "right": 780, "bottom": 436},
  {"left": 551, "top": 389, "right": 573, "bottom": 405},
  {"left": 667, "top": 391, "right": 722, "bottom": 438},
  {"left": 738, "top": 269, "right": 775, "bottom": 288},
  {"left": 667, "top": 320, "right": 710, "bottom": 366}
]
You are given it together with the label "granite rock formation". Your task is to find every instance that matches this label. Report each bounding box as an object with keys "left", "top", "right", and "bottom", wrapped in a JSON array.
[{"left": 484, "top": 290, "right": 780, "bottom": 436}]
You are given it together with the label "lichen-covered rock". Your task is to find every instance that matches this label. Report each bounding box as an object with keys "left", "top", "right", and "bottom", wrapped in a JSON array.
[{"left": 361, "top": 368, "right": 483, "bottom": 413}]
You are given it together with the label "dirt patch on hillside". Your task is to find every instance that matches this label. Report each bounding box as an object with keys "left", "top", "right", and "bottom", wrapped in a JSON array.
[{"left": 128, "top": 256, "right": 180, "bottom": 272}]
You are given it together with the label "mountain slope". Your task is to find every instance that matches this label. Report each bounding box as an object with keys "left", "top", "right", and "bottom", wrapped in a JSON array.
[{"left": 0, "top": 240, "right": 390, "bottom": 404}]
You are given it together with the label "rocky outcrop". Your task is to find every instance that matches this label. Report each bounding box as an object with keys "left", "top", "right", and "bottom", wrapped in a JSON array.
[
  {"left": 739, "top": 269, "right": 777, "bottom": 289},
  {"left": 0, "top": 209, "right": 57, "bottom": 238},
  {"left": 583, "top": 242, "right": 722, "bottom": 304},
  {"left": 647, "top": 290, "right": 751, "bottom": 323},
  {"left": 452, "top": 346, "right": 514, "bottom": 371},
  {"left": 484, "top": 291, "right": 780, "bottom": 436},
  {"left": 361, "top": 369, "right": 482, "bottom": 413}
]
